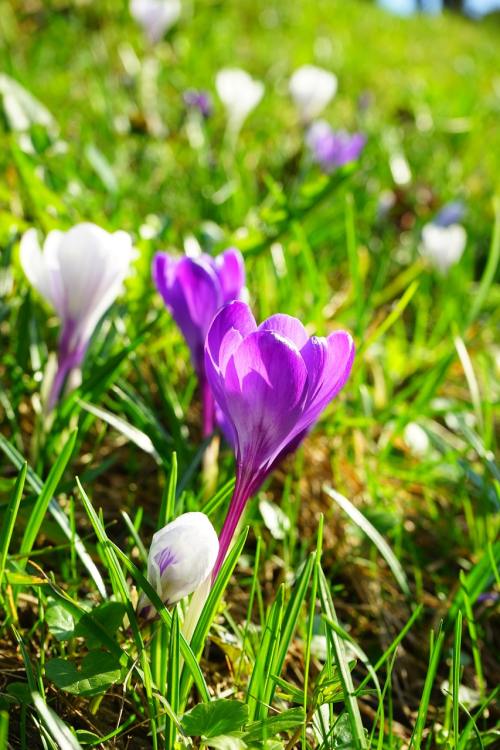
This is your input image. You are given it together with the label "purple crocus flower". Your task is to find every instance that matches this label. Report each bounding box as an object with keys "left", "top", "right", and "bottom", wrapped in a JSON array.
[
  {"left": 183, "top": 89, "right": 213, "bottom": 119},
  {"left": 205, "top": 301, "right": 355, "bottom": 577},
  {"left": 152, "top": 248, "right": 245, "bottom": 437},
  {"left": 433, "top": 201, "right": 465, "bottom": 228},
  {"left": 306, "top": 121, "right": 365, "bottom": 174}
]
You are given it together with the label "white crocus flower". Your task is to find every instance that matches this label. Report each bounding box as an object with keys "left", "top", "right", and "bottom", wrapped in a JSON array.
[
  {"left": 404, "top": 422, "right": 430, "bottom": 456},
  {"left": 138, "top": 512, "right": 219, "bottom": 618},
  {"left": 215, "top": 68, "right": 264, "bottom": 136},
  {"left": 289, "top": 65, "right": 338, "bottom": 124},
  {"left": 20, "top": 222, "right": 135, "bottom": 409},
  {"left": 420, "top": 222, "right": 467, "bottom": 274},
  {"left": 130, "top": 0, "right": 181, "bottom": 44}
]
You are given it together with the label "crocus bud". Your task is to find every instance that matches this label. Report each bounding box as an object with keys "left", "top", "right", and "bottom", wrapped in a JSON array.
[
  {"left": 20, "top": 222, "right": 135, "bottom": 410},
  {"left": 138, "top": 512, "right": 219, "bottom": 618},
  {"left": 152, "top": 247, "right": 245, "bottom": 436},
  {"left": 215, "top": 68, "right": 264, "bottom": 135},
  {"left": 420, "top": 222, "right": 467, "bottom": 274},
  {"left": 205, "top": 301, "right": 355, "bottom": 576},
  {"left": 306, "top": 120, "right": 365, "bottom": 173},
  {"left": 289, "top": 65, "right": 337, "bottom": 124},
  {"left": 130, "top": 0, "right": 181, "bottom": 44}
]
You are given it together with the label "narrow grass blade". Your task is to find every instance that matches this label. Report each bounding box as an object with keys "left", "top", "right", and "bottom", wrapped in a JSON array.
[
  {"left": 32, "top": 692, "right": 83, "bottom": 750},
  {"left": 0, "top": 433, "right": 107, "bottom": 597},
  {"left": 446, "top": 541, "right": 500, "bottom": 627},
  {"left": 467, "top": 196, "right": 500, "bottom": 327},
  {"left": 179, "top": 526, "right": 249, "bottom": 706},
  {"left": 358, "top": 280, "right": 419, "bottom": 355},
  {"left": 267, "top": 553, "right": 314, "bottom": 706},
  {"left": 453, "top": 610, "right": 462, "bottom": 749},
  {"left": 246, "top": 586, "right": 285, "bottom": 721},
  {"left": 159, "top": 452, "right": 177, "bottom": 528},
  {"left": 0, "top": 711, "right": 8, "bottom": 750},
  {"left": 459, "top": 571, "right": 485, "bottom": 696},
  {"left": 79, "top": 400, "right": 160, "bottom": 460},
  {"left": 323, "top": 485, "right": 410, "bottom": 597},
  {"left": 20, "top": 430, "right": 77, "bottom": 560},
  {"left": 409, "top": 623, "right": 445, "bottom": 750},
  {"left": 0, "top": 462, "right": 27, "bottom": 587},
  {"left": 318, "top": 567, "right": 367, "bottom": 750},
  {"left": 166, "top": 606, "right": 181, "bottom": 750}
]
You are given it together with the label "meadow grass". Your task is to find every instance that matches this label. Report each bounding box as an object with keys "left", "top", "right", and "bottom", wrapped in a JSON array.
[{"left": 0, "top": 1, "right": 499, "bottom": 748}]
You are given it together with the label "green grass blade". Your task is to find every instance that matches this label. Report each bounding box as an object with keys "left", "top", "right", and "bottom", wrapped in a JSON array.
[
  {"left": 0, "top": 461, "right": 27, "bottom": 587},
  {"left": 409, "top": 623, "right": 445, "bottom": 750},
  {"left": 323, "top": 485, "right": 411, "bottom": 597},
  {"left": 0, "top": 433, "right": 107, "bottom": 597},
  {"left": 179, "top": 526, "right": 249, "bottom": 706},
  {"left": 32, "top": 692, "right": 83, "bottom": 750},
  {"left": 318, "top": 567, "right": 367, "bottom": 750},
  {"left": 166, "top": 606, "right": 181, "bottom": 749},
  {"left": 20, "top": 430, "right": 77, "bottom": 560},
  {"left": 452, "top": 609, "right": 462, "bottom": 749}
]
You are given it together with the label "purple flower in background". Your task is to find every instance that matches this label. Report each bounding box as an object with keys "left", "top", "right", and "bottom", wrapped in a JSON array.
[
  {"left": 205, "top": 301, "right": 355, "bottom": 577},
  {"left": 20, "top": 223, "right": 135, "bottom": 411},
  {"left": 433, "top": 200, "right": 465, "bottom": 228},
  {"left": 183, "top": 89, "right": 213, "bottom": 119},
  {"left": 306, "top": 121, "right": 365, "bottom": 173},
  {"left": 153, "top": 248, "right": 245, "bottom": 436}
]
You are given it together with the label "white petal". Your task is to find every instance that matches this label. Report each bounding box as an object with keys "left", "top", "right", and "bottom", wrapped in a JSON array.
[
  {"left": 420, "top": 223, "right": 467, "bottom": 273},
  {"left": 289, "top": 65, "right": 337, "bottom": 123},
  {"left": 130, "top": 0, "right": 181, "bottom": 43},
  {"left": 216, "top": 68, "right": 264, "bottom": 130},
  {"left": 144, "top": 512, "right": 219, "bottom": 611},
  {"left": 19, "top": 228, "right": 65, "bottom": 313}
]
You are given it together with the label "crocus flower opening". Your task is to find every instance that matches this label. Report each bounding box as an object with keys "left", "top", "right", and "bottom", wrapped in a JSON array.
[
  {"left": 20, "top": 223, "right": 135, "bottom": 411},
  {"left": 215, "top": 68, "right": 264, "bottom": 136},
  {"left": 306, "top": 121, "right": 366, "bottom": 173},
  {"left": 289, "top": 65, "right": 338, "bottom": 124},
  {"left": 420, "top": 222, "right": 467, "bottom": 274},
  {"left": 205, "top": 301, "right": 355, "bottom": 577},
  {"left": 138, "top": 512, "right": 219, "bottom": 619},
  {"left": 152, "top": 247, "right": 246, "bottom": 436},
  {"left": 130, "top": 0, "right": 181, "bottom": 44}
]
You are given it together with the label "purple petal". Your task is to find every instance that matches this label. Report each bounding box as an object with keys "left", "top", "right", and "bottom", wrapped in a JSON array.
[
  {"left": 214, "top": 247, "right": 246, "bottom": 303},
  {"left": 258, "top": 313, "right": 309, "bottom": 348},
  {"left": 299, "top": 330, "right": 355, "bottom": 428},
  {"left": 205, "top": 301, "right": 257, "bottom": 436},
  {"left": 154, "top": 546, "right": 177, "bottom": 575},
  {"left": 153, "top": 253, "right": 221, "bottom": 374},
  {"left": 223, "top": 330, "right": 308, "bottom": 472},
  {"left": 205, "top": 300, "right": 257, "bottom": 373}
]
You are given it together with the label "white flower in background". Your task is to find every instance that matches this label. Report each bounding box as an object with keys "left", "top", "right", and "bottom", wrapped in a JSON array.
[
  {"left": 289, "top": 64, "right": 337, "bottom": 123},
  {"left": 404, "top": 422, "right": 430, "bottom": 456},
  {"left": 138, "top": 512, "right": 219, "bottom": 618},
  {"left": 20, "top": 223, "right": 135, "bottom": 409},
  {"left": 130, "top": 0, "right": 181, "bottom": 44},
  {"left": 420, "top": 222, "right": 467, "bottom": 274},
  {"left": 215, "top": 68, "right": 264, "bottom": 135}
]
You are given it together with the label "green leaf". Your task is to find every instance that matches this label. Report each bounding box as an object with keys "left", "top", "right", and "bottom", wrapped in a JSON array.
[
  {"left": 182, "top": 700, "right": 248, "bottom": 739},
  {"left": 243, "top": 708, "right": 306, "bottom": 742},
  {"left": 46, "top": 602, "right": 76, "bottom": 641},
  {"left": 74, "top": 601, "right": 126, "bottom": 648},
  {"left": 205, "top": 736, "right": 247, "bottom": 750},
  {"left": 45, "top": 651, "right": 124, "bottom": 697}
]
